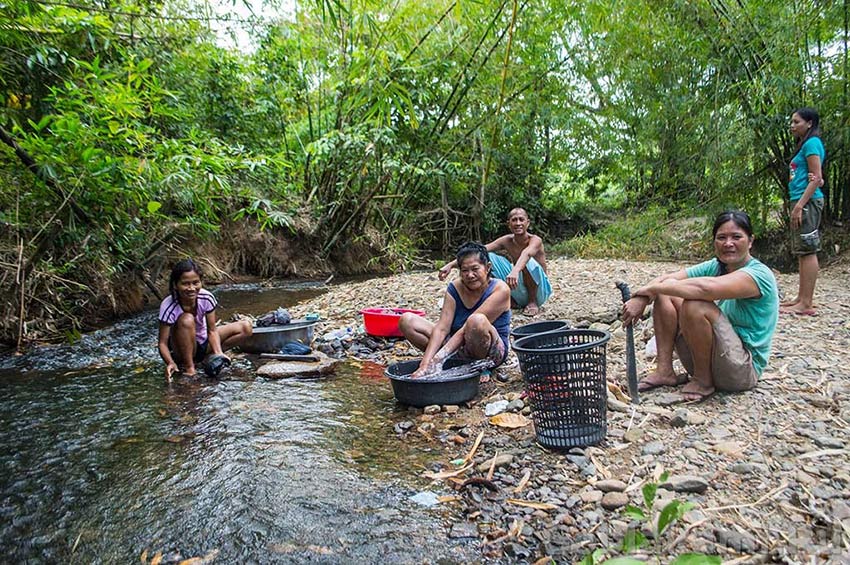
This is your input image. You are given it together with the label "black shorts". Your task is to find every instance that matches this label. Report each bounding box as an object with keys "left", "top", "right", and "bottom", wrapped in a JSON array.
[{"left": 169, "top": 338, "right": 208, "bottom": 364}]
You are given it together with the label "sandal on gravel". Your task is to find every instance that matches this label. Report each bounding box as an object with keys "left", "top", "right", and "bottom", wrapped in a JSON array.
[{"left": 522, "top": 304, "right": 540, "bottom": 316}]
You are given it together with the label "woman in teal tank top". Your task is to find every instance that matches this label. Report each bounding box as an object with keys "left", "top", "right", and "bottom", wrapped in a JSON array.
[
  {"left": 399, "top": 242, "right": 511, "bottom": 378},
  {"left": 782, "top": 107, "right": 825, "bottom": 316},
  {"left": 621, "top": 211, "right": 779, "bottom": 403}
]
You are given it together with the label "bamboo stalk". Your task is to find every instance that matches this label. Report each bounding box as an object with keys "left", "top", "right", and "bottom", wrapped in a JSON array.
[
  {"left": 16, "top": 235, "right": 25, "bottom": 353},
  {"left": 430, "top": 0, "right": 509, "bottom": 137},
  {"left": 399, "top": 1, "right": 457, "bottom": 67}
]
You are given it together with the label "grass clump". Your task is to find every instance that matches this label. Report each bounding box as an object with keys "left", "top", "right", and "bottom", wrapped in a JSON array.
[{"left": 552, "top": 205, "right": 710, "bottom": 262}]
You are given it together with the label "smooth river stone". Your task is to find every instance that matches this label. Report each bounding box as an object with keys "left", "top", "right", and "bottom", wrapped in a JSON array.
[
  {"left": 601, "top": 492, "right": 629, "bottom": 510},
  {"left": 256, "top": 352, "right": 342, "bottom": 378},
  {"left": 595, "top": 479, "right": 627, "bottom": 493},
  {"left": 660, "top": 475, "right": 709, "bottom": 494}
]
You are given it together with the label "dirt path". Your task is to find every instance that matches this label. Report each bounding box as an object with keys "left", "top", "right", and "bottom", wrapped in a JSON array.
[{"left": 289, "top": 257, "right": 850, "bottom": 562}]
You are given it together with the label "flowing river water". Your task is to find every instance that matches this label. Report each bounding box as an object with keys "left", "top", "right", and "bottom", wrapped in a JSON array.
[{"left": 0, "top": 282, "right": 477, "bottom": 563}]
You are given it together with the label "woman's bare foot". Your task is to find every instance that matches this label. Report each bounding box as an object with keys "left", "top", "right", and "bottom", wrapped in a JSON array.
[
  {"left": 637, "top": 370, "right": 688, "bottom": 392},
  {"left": 779, "top": 297, "right": 800, "bottom": 308},
  {"left": 779, "top": 303, "right": 817, "bottom": 316},
  {"left": 680, "top": 381, "right": 715, "bottom": 402}
]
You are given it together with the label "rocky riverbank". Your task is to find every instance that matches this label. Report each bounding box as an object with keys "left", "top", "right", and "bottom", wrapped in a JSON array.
[{"left": 287, "top": 257, "right": 850, "bottom": 563}]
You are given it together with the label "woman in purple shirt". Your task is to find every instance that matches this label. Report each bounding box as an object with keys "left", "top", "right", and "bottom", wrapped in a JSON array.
[{"left": 157, "top": 259, "right": 252, "bottom": 381}]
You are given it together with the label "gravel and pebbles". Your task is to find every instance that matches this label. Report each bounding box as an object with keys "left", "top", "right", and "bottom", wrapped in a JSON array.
[{"left": 285, "top": 257, "right": 850, "bottom": 563}]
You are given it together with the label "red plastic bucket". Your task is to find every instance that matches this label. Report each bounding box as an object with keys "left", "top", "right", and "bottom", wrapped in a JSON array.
[{"left": 359, "top": 307, "right": 425, "bottom": 337}]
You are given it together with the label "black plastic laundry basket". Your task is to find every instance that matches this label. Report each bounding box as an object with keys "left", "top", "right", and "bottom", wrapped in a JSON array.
[
  {"left": 510, "top": 319, "right": 570, "bottom": 340},
  {"left": 513, "top": 329, "right": 611, "bottom": 448}
]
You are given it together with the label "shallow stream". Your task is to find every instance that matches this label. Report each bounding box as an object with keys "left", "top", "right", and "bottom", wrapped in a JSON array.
[{"left": 0, "top": 282, "right": 475, "bottom": 563}]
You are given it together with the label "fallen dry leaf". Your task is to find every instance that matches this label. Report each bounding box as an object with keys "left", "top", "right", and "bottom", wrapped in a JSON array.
[
  {"left": 140, "top": 549, "right": 148, "bottom": 564},
  {"left": 177, "top": 549, "right": 219, "bottom": 565},
  {"left": 423, "top": 463, "right": 473, "bottom": 480},
  {"left": 438, "top": 495, "right": 462, "bottom": 503},
  {"left": 486, "top": 450, "right": 499, "bottom": 481},
  {"left": 269, "top": 543, "right": 331, "bottom": 555},
  {"left": 269, "top": 543, "right": 298, "bottom": 554},
  {"left": 463, "top": 430, "right": 484, "bottom": 463},
  {"left": 489, "top": 412, "right": 530, "bottom": 428},
  {"left": 712, "top": 441, "right": 744, "bottom": 456},
  {"left": 506, "top": 498, "right": 558, "bottom": 510},
  {"left": 513, "top": 470, "right": 531, "bottom": 493},
  {"left": 532, "top": 557, "right": 555, "bottom": 565},
  {"left": 607, "top": 381, "right": 630, "bottom": 403},
  {"left": 150, "top": 552, "right": 162, "bottom": 565},
  {"left": 484, "top": 518, "right": 525, "bottom": 547},
  {"left": 508, "top": 519, "right": 523, "bottom": 537}
]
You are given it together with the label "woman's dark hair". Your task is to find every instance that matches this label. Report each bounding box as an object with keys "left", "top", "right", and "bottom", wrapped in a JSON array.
[
  {"left": 456, "top": 241, "right": 491, "bottom": 277},
  {"left": 169, "top": 258, "right": 202, "bottom": 299},
  {"left": 712, "top": 210, "right": 753, "bottom": 238},
  {"left": 792, "top": 107, "right": 821, "bottom": 152}
]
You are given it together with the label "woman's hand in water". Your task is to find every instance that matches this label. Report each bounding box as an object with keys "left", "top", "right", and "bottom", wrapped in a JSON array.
[
  {"left": 165, "top": 362, "right": 178, "bottom": 382},
  {"left": 413, "top": 359, "right": 441, "bottom": 378}
]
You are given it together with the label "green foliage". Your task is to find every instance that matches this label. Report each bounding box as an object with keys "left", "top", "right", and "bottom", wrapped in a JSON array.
[
  {"left": 581, "top": 472, "right": 717, "bottom": 564},
  {"left": 2, "top": 0, "right": 850, "bottom": 342},
  {"left": 669, "top": 554, "right": 722, "bottom": 565},
  {"left": 554, "top": 206, "right": 711, "bottom": 261},
  {"left": 234, "top": 198, "right": 295, "bottom": 232}
]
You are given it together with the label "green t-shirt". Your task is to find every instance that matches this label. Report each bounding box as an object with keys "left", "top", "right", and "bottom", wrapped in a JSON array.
[{"left": 685, "top": 257, "right": 778, "bottom": 376}]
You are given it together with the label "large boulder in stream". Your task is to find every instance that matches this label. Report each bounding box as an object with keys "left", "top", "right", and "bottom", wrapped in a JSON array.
[{"left": 256, "top": 351, "right": 342, "bottom": 379}]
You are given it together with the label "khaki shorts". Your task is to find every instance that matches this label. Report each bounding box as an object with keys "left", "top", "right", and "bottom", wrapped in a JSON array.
[
  {"left": 791, "top": 198, "right": 823, "bottom": 256},
  {"left": 674, "top": 314, "right": 757, "bottom": 392}
]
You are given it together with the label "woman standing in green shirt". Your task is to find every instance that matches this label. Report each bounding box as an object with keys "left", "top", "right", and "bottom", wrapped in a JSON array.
[
  {"left": 781, "top": 107, "right": 825, "bottom": 316},
  {"left": 621, "top": 211, "right": 779, "bottom": 402}
]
